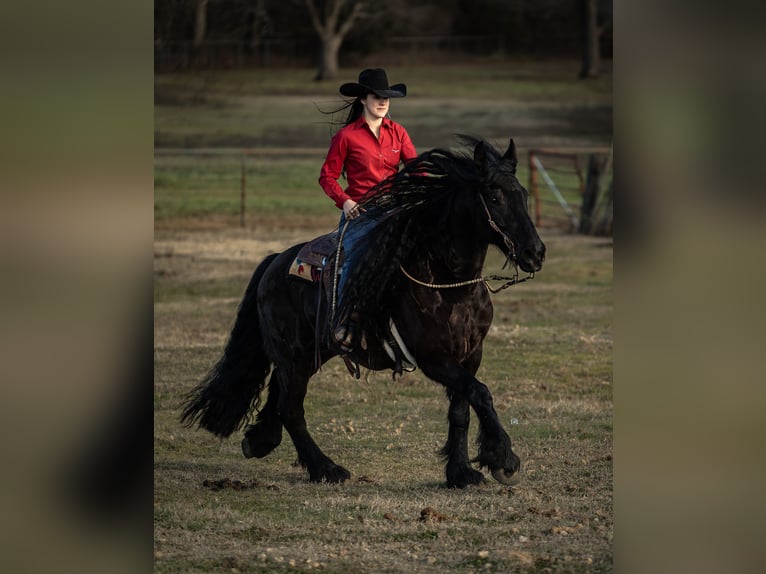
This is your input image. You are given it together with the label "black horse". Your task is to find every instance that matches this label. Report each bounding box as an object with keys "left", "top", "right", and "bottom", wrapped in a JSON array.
[{"left": 181, "top": 136, "right": 546, "bottom": 488}]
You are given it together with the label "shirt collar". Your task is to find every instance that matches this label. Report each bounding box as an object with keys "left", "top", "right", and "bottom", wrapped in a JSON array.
[{"left": 352, "top": 115, "right": 392, "bottom": 130}]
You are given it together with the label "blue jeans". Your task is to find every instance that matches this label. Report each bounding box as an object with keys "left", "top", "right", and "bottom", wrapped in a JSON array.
[{"left": 335, "top": 211, "right": 376, "bottom": 322}]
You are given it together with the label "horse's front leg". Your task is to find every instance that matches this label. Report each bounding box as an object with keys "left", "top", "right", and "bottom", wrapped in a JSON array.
[
  {"left": 422, "top": 359, "right": 520, "bottom": 485},
  {"left": 442, "top": 391, "right": 487, "bottom": 488}
]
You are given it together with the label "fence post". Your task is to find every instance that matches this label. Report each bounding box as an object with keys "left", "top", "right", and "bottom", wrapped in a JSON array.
[
  {"left": 240, "top": 152, "right": 246, "bottom": 228},
  {"left": 579, "top": 154, "right": 600, "bottom": 234},
  {"left": 528, "top": 151, "right": 541, "bottom": 227}
]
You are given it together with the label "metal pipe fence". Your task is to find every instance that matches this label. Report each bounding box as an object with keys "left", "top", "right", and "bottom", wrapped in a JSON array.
[{"left": 527, "top": 147, "right": 611, "bottom": 233}]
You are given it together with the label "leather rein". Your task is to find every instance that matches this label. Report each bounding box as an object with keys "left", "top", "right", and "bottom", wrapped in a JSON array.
[{"left": 400, "top": 193, "right": 534, "bottom": 294}]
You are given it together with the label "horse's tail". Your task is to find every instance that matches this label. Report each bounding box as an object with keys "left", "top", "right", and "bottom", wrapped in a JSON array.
[{"left": 180, "top": 252, "right": 279, "bottom": 438}]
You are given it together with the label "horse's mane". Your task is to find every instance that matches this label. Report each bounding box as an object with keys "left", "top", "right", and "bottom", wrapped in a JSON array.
[{"left": 336, "top": 135, "right": 500, "bottom": 344}]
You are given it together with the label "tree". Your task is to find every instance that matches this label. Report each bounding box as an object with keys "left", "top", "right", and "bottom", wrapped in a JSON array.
[
  {"left": 194, "top": 0, "right": 209, "bottom": 47},
  {"left": 304, "top": 0, "right": 369, "bottom": 81},
  {"left": 579, "top": 0, "right": 601, "bottom": 78}
]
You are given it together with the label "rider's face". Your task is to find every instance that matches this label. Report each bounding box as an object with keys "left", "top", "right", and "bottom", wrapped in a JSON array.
[{"left": 362, "top": 94, "right": 390, "bottom": 120}]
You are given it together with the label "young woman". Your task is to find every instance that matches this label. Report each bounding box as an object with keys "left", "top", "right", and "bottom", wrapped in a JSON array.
[{"left": 319, "top": 68, "right": 417, "bottom": 351}]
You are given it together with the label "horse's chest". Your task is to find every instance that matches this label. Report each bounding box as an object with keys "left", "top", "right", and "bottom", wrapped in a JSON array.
[
  {"left": 415, "top": 290, "right": 492, "bottom": 359},
  {"left": 447, "top": 304, "right": 491, "bottom": 355}
]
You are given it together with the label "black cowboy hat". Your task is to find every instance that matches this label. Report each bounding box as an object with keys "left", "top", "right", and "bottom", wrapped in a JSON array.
[{"left": 339, "top": 68, "right": 407, "bottom": 99}]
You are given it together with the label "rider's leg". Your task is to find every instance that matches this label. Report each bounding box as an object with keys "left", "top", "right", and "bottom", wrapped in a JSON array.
[{"left": 333, "top": 213, "right": 373, "bottom": 351}]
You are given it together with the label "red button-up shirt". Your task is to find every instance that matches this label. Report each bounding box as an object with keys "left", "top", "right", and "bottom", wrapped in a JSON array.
[{"left": 319, "top": 115, "right": 417, "bottom": 209}]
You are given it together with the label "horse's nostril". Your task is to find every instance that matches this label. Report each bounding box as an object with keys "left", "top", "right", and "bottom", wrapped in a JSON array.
[{"left": 523, "top": 247, "right": 541, "bottom": 263}]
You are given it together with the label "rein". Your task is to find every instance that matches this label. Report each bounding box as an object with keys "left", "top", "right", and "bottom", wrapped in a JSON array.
[
  {"left": 400, "top": 193, "right": 534, "bottom": 294},
  {"left": 399, "top": 264, "right": 533, "bottom": 293}
]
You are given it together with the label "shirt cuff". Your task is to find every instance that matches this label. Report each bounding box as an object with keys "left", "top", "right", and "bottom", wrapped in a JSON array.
[{"left": 336, "top": 194, "right": 350, "bottom": 209}]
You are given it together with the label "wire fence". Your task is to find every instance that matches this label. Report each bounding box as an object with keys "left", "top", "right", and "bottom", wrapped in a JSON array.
[
  {"left": 155, "top": 146, "right": 613, "bottom": 235},
  {"left": 154, "top": 147, "right": 334, "bottom": 228}
]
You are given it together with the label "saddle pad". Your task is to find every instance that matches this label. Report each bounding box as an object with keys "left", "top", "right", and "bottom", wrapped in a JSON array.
[
  {"left": 288, "top": 257, "right": 322, "bottom": 283},
  {"left": 296, "top": 232, "right": 339, "bottom": 268}
]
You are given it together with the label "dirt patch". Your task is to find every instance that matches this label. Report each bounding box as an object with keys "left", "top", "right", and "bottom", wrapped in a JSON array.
[{"left": 154, "top": 225, "right": 328, "bottom": 285}]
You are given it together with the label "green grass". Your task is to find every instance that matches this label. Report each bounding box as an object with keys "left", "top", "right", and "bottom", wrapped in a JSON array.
[
  {"left": 155, "top": 62, "right": 611, "bottom": 101},
  {"left": 154, "top": 154, "right": 331, "bottom": 221},
  {"left": 155, "top": 62, "right": 612, "bottom": 150},
  {"left": 153, "top": 151, "right": 601, "bottom": 228}
]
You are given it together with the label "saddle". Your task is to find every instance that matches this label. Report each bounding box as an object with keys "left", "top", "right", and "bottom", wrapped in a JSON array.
[
  {"left": 287, "top": 231, "right": 415, "bottom": 379},
  {"left": 288, "top": 231, "right": 341, "bottom": 292},
  {"left": 288, "top": 232, "right": 344, "bottom": 362},
  {"left": 294, "top": 232, "right": 339, "bottom": 272}
]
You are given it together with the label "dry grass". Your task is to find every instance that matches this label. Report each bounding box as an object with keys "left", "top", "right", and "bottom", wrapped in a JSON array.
[
  {"left": 155, "top": 59, "right": 612, "bottom": 572},
  {"left": 154, "top": 224, "right": 612, "bottom": 573}
]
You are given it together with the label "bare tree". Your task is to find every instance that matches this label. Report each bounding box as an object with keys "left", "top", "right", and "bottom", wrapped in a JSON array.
[{"left": 304, "top": 0, "right": 369, "bottom": 81}]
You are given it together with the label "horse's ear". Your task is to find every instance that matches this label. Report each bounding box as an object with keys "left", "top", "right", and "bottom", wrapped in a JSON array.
[{"left": 504, "top": 138, "right": 518, "bottom": 172}]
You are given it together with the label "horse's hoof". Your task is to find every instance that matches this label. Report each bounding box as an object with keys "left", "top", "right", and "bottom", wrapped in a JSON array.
[
  {"left": 325, "top": 465, "right": 351, "bottom": 483},
  {"left": 241, "top": 436, "right": 254, "bottom": 459},
  {"left": 242, "top": 434, "right": 281, "bottom": 459},
  {"left": 310, "top": 463, "right": 351, "bottom": 483},
  {"left": 446, "top": 465, "right": 486, "bottom": 489},
  {"left": 491, "top": 464, "right": 521, "bottom": 485}
]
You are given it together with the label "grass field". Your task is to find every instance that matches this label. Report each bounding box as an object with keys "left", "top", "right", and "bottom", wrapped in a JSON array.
[
  {"left": 154, "top": 61, "right": 613, "bottom": 573},
  {"left": 154, "top": 150, "right": 590, "bottom": 232},
  {"left": 154, "top": 61, "right": 611, "bottom": 151}
]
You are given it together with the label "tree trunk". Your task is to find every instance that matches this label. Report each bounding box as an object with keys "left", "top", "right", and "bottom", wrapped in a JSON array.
[
  {"left": 579, "top": 0, "right": 600, "bottom": 78},
  {"left": 194, "top": 0, "right": 209, "bottom": 48},
  {"left": 316, "top": 35, "right": 342, "bottom": 81},
  {"left": 579, "top": 154, "right": 601, "bottom": 234},
  {"left": 304, "top": 0, "right": 367, "bottom": 82}
]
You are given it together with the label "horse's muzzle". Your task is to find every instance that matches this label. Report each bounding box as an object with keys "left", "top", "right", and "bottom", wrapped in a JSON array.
[{"left": 517, "top": 241, "right": 546, "bottom": 273}]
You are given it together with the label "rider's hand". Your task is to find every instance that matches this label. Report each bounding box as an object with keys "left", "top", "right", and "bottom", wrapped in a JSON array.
[{"left": 343, "top": 199, "right": 365, "bottom": 220}]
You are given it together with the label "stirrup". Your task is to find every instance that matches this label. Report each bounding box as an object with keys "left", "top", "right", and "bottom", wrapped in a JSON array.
[
  {"left": 333, "top": 311, "right": 360, "bottom": 353},
  {"left": 334, "top": 322, "right": 355, "bottom": 353}
]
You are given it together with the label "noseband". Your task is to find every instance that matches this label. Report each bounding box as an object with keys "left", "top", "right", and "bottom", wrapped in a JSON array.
[{"left": 400, "top": 192, "right": 534, "bottom": 293}]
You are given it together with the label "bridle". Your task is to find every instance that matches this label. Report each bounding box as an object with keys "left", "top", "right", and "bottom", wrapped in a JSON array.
[
  {"left": 400, "top": 191, "right": 534, "bottom": 293},
  {"left": 478, "top": 192, "right": 517, "bottom": 259}
]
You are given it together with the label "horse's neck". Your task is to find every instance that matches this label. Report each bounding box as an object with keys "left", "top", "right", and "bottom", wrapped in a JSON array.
[
  {"left": 435, "top": 244, "right": 487, "bottom": 276},
  {"left": 423, "top": 220, "right": 488, "bottom": 281}
]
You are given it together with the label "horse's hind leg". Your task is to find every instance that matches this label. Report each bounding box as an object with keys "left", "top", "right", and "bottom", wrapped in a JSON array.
[
  {"left": 242, "top": 374, "right": 283, "bottom": 459},
  {"left": 441, "top": 391, "right": 486, "bottom": 488},
  {"left": 276, "top": 366, "right": 351, "bottom": 483}
]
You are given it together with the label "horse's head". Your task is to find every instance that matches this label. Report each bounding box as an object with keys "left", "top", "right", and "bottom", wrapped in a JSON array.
[{"left": 473, "top": 138, "right": 546, "bottom": 273}]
